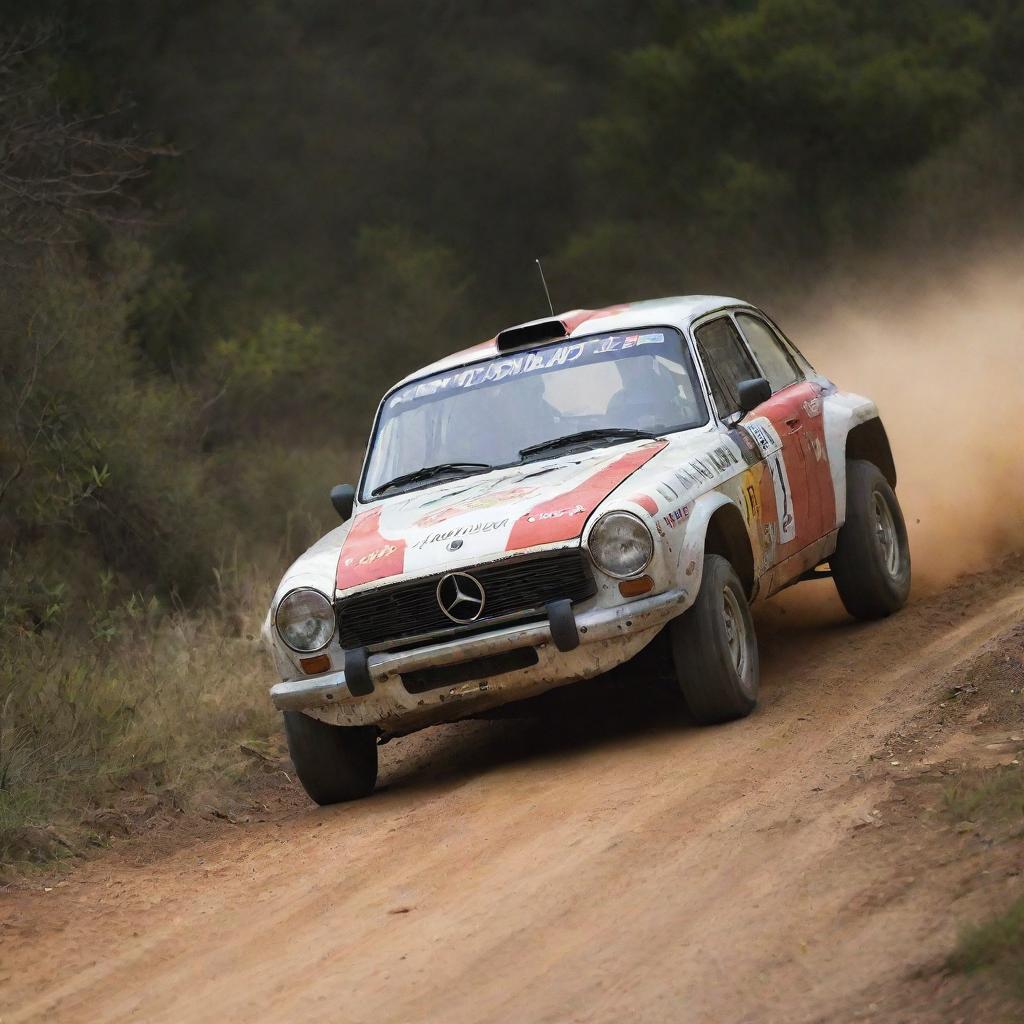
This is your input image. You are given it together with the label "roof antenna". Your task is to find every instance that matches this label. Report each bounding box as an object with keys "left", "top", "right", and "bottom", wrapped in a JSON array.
[{"left": 535, "top": 258, "right": 554, "bottom": 317}]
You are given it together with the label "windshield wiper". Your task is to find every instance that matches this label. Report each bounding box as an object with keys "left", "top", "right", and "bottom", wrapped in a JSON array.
[
  {"left": 519, "top": 427, "right": 659, "bottom": 460},
  {"left": 371, "top": 462, "right": 493, "bottom": 497}
]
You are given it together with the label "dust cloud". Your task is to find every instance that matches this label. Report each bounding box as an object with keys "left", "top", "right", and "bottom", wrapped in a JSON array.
[{"left": 791, "top": 255, "right": 1024, "bottom": 591}]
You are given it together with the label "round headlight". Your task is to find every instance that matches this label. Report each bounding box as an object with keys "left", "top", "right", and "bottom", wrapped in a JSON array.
[
  {"left": 275, "top": 588, "right": 336, "bottom": 652},
  {"left": 588, "top": 511, "right": 655, "bottom": 579}
]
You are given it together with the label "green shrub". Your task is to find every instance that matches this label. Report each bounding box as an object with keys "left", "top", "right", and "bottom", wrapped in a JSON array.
[{"left": 949, "top": 896, "right": 1024, "bottom": 1001}]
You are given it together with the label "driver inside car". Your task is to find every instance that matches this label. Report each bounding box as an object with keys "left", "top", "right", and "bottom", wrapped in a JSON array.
[
  {"left": 491, "top": 372, "right": 564, "bottom": 457},
  {"left": 606, "top": 353, "right": 689, "bottom": 431}
]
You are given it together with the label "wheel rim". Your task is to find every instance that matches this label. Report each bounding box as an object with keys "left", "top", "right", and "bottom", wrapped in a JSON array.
[
  {"left": 721, "top": 586, "right": 754, "bottom": 697},
  {"left": 873, "top": 491, "right": 900, "bottom": 578}
]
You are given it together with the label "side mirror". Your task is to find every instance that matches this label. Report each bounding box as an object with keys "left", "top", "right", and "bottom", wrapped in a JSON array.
[
  {"left": 330, "top": 484, "right": 356, "bottom": 522},
  {"left": 737, "top": 377, "right": 771, "bottom": 414}
]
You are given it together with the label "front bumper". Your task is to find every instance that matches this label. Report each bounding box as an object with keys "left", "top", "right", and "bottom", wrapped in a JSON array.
[{"left": 269, "top": 588, "right": 688, "bottom": 731}]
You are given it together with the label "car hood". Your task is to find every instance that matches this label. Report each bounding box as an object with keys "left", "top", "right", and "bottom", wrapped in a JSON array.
[{"left": 335, "top": 439, "right": 668, "bottom": 591}]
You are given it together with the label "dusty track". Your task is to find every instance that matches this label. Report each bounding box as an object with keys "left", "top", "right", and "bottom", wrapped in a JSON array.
[{"left": 2, "top": 563, "right": 1023, "bottom": 1024}]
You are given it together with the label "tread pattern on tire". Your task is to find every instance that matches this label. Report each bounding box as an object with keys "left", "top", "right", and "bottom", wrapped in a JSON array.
[
  {"left": 669, "top": 553, "right": 759, "bottom": 725},
  {"left": 283, "top": 710, "right": 378, "bottom": 805},
  {"left": 831, "top": 459, "right": 911, "bottom": 620}
]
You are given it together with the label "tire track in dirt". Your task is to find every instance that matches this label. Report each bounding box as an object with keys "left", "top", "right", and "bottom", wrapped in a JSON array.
[{"left": 2, "top": 560, "right": 1022, "bottom": 1024}]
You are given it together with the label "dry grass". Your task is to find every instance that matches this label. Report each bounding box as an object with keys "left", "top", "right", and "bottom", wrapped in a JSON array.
[
  {"left": 950, "top": 896, "right": 1024, "bottom": 1001},
  {"left": 0, "top": 572, "right": 282, "bottom": 870},
  {"left": 943, "top": 765, "right": 1024, "bottom": 828},
  {"left": 938, "top": 632, "right": 1024, "bottom": 1007}
]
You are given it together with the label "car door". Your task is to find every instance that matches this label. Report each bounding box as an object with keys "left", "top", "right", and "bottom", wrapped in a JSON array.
[
  {"left": 734, "top": 312, "right": 836, "bottom": 543},
  {"left": 692, "top": 314, "right": 813, "bottom": 566}
]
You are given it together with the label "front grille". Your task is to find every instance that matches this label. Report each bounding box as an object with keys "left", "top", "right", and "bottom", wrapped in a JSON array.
[{"left": 336, "top": 550, "right": 595, "bottom": 650}]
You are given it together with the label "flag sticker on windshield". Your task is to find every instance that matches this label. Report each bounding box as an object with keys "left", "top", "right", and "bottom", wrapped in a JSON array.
[{"left": 388, "top": 331, "right": 668, "bottom": 409}]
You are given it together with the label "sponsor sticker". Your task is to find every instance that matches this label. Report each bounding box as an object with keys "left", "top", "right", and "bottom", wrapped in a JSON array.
[
  {"left": 726, "top": 428, "right": 761, "bottom": 468},
  {"left": 744, "top": 419, "right": 782, "bottom": 459},
  {"left": 412, "top": 518, "right": 509, "bottom": 549},
  {"left": 742, "top": 481, "right": 761, "bottom": 525},
  {"left": 388, "top": 332, "right": 667, "bottom": 409},
  {"left": 526, "top": 503, "right": 585, "bottom": 523},
  {"left": 758, "top": 523, "right": 775, "bottom": 574},
  {"left": 662, "top": 502, "right": 693, "bottom": 529},
  {"left": 672, "top": 444, "right": 740, "bottom": 492},
  {"left": 343, "top": 543, "right": 398, "bottom": 568}
]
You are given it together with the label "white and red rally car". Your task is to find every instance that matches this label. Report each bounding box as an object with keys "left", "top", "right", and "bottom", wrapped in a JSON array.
[{"left": 263, "top": 296, "right": 910, "bottom": 803}]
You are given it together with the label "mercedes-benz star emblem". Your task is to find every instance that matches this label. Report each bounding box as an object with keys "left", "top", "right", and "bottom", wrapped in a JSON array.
[{"left": 436, "top": 571, "right": 486, "bottom": 624}]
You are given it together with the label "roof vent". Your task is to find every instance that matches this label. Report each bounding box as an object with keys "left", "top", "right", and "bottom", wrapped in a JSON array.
[{"left": 495, "top": 318, "right": 568, "bottom": 352}]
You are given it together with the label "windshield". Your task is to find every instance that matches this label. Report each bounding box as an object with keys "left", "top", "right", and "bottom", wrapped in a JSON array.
[{"left": 361, "top": 327, "right": 707, "bottom": 500}]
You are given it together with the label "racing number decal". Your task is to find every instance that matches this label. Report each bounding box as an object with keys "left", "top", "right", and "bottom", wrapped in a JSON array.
[
  {"left": 744, "top": 417, "right": 796, "bottom": 546},
  {"left": 769, "top": 453, "right": 796, "bottom": 543}
]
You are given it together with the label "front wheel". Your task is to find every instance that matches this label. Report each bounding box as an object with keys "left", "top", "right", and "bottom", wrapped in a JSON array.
[
  {"left": 282, "top": 711, "right": 378, "bottom": 805},
  {"left": 668, "top": 553, "right": 759, "bottom": 725},
  {"left": 831, "top": 459, "right": 911, "bottom": 620}
]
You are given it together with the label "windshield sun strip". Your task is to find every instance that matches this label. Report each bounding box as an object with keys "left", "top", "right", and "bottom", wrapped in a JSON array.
[{"left": 357, "top": 324, "right": 709, "bottom": 503}]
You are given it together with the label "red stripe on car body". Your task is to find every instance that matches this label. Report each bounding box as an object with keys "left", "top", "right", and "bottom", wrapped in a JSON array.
[
  {"left": 628, "top": 492, "right": 659, "bottom": 515},
  {"left": 506, "top": 441, "right": 668, "bottom": 550},
  {"left": 335, "top": 507, "right": 407, "bottom": 590}
]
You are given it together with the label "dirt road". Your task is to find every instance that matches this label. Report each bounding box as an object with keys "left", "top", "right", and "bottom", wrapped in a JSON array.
[{"left": 2, "top": 563, "right": 1023, "bottom": 1024}]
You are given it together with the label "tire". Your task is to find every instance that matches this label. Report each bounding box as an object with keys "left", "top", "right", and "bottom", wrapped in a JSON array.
[
  {"left": 282, "top": 711, "right": 378, "bottom": 805},
  {"left": 831, "top": 459, "right": 911, "bottom": 620},
  {"left": 668, "top": 553, "right": 759, "bottom": 725}
]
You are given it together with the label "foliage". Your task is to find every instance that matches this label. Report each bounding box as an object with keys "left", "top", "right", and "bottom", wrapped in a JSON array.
[
  {"left": 2, "top": 1, "right": 1024, "bottom": 861},
  {"left": 570, "top": 0, "right": 1002, "bottom": 297},
  {"left": 0, "top": 251, "right": 219, "bottom": 605}
]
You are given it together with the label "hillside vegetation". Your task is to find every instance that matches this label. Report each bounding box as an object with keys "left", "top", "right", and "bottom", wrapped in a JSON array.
[{"left": 2, "top": 1, "right": 1024, "bottom": 864}]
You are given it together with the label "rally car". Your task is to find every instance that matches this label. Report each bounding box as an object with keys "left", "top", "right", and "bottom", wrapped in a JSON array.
[{"left": 263, "top": 296, "right": 911, "bottom": 804}]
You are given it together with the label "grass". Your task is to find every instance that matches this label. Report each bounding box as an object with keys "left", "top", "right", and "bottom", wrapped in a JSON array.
[
  {"left": 949, "top": 895, "right": 1024, "bottom": 1000},
  {"left": 943, "top": 765, "right": 1024, "bottom": 828},
  {"left": 939, "top": 631, "right": 1024, "bottom": 1007},
  {"left": 0, "top": 571, "right": 283, "bottom": 871}
]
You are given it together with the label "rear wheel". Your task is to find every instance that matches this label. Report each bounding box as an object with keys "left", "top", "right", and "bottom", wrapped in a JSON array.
[
  {"left": 668, "top": 553, "right": 759, "bottom": 724},
  {"left": 282, "top": 711, "right": 378, "bottom": 805},
  {"left": 831, "top": 459, "right": 911, "bottom": 620}
]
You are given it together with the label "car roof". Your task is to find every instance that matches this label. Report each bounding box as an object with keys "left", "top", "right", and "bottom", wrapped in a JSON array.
[{"left": 397, "top": 294, "right": 748, "bottom": 386}]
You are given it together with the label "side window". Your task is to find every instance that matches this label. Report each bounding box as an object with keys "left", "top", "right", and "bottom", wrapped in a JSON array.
[
  {"left": 694, "top": 316, "right": 760, "bottom": 419},
  {"left": 736, "top": 313, "right": 801, "bottom": 393}
]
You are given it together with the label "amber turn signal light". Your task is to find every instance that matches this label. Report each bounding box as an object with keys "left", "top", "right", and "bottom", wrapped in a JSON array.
[
  {"left": 300, "top": 654, "right": 331, "bottom": 674},
  {"left": 618, "top": 575, "right": 654, "bottom": 598}
]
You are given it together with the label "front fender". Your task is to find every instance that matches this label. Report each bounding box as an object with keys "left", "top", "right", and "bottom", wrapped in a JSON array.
[{"left": 670, "top": 490, "right": 748, "bottom": 604}]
